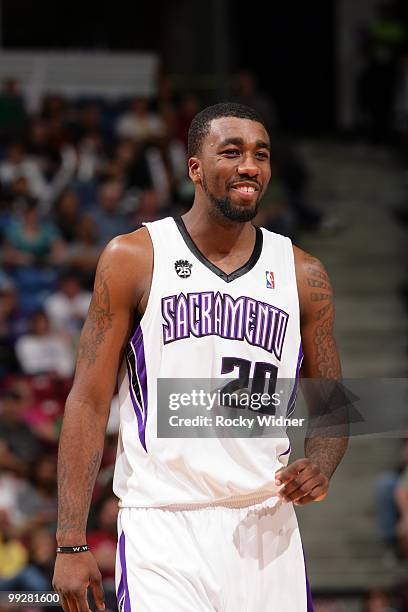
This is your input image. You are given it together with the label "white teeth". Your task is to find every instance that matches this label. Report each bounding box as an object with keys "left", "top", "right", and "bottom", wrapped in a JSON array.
[{"left": 236, "top": 186, "right": 255, "bottom": 193}]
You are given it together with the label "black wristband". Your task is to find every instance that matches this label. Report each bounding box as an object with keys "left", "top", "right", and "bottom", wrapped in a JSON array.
[{"left": 56, "top": 544, "right": 89, "bottom": 554}]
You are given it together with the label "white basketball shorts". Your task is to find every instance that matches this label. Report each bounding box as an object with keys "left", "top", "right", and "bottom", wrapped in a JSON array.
[{"left": 116, "top": 499, "right": 313, "bottom": 611}]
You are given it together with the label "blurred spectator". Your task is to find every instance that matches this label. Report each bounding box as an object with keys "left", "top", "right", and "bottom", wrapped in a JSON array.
[
  {"left": 0, "top": 389, "right": 43, "bottom": 531},
  {"left": 101, "top": 138, "right": 152, "bottom": 191},
  {"left": 13, "top": 374, "right": 63, "bottom": 445},
  {"left": 0, "top": 519, "right": 53, "bottom": 591},
  {"left": 145, "top": 109, "right": 188, "bottom": 205},
  {"left": 15, "top": 310, "right": 74, "bottom": 377},
  {"left": 25, "top": 527, "right": 56, "bottom": 589},
  {"left": 0, "top": 277, "right": 24, "bottom": 376},
  {"left": 23, "top": 116, "right": 76, "bottom": 208},
  {"left": 75, "top": 131, "right": 107, "bottom": 188},
  {"left": 3, "top": 175, "right": 32, "bottom": 205},
  {"left": 395, "top": 448, "right": 408, "bottom": 558},
  {"left": 0, "top": 387, "right": 41, "bottom": 467},
  {"left": 0, "top": 468, "right": 27, "bottom": 530},
  {"left": 3, "top": 197, "right": 65, "bottom": 268},
  {"left": 116, "top": 97, "right": 165, "bottom": 143},
  {"left": 133, "top": 189, "right": 163, "bottom": 228},
  {"left": 363, "top": 588, "right": 397, "bottom": 611},
  {"left": 90, "top": 179, "right": 131, "bottom": 245},
  {"left": 25, "top": 117, "right": 62, "bottom": 185},
  {"left": 53, "top": 188, "right": 82, "bottom": 243},
  {"left": 44, "top": 270, "right": 91, "bottom": 339},
  {"left": 14, "top": 454, "right": 57, "bottom": 537},
  {"left": 375, "top": 439, "right": 408, "bottom": 555},
  {"left": 0, "top": 78, "right": 26, "bottom": 146},
  {"left": 0, "top": 510, "right": 28, "bottom": 586},
  {"left": 25, "top": 117, "right": 51, "bottom": 160},
  {"left": 40, "top": 94, "right": 67, "bottom": 123},
  {"left": 65, "top": 215, "right": 101, "bottom": 289},
  {"left": 0, "top": 143, "right": 48, "bottom": 201},
  {"left": 69, "top": 102, "right": 104, "bottom": 144}
]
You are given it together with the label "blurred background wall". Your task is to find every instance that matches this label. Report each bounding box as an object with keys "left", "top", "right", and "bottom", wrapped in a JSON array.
[{"left": 0, "top": 1, "right": 407, "bottom": 610}]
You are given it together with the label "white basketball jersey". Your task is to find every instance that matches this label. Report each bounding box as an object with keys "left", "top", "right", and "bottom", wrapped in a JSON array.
[{"left": 113, "top": 216, "right": 302, "bottom": 508}]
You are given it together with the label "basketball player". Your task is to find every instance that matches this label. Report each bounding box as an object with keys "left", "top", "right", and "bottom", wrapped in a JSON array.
[{"left": 53, "top": 103, "right": 347, "bottom": 611}]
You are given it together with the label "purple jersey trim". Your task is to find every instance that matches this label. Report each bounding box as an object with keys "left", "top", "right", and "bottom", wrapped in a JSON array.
[
  {"left": 278, "top": 442, "right": 291, "bottom": 458},
  {"left": 133, "top": 326, "right": 149, "bottom": 422},
  {"left": 286, "top": 342, "right": 303, "bottom": 417},
  {"left": 125, "top": 324, "right": 148, "bottom": 452},
  {"left": 305, "top": 570, "right": 314, "bottom": 611},
  {"left": 117, "top": 570, "right": 124, "bottom": 606},
  {"left": 302, "top": 546, "right": 314, "bottom": 611},
  {"left": 118, "top": 531, "right": 131, "bottom": 612}
]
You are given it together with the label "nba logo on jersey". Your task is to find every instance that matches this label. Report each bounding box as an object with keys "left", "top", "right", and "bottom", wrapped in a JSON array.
[{"left": 265, "top": 270, "right": 275, "bottom": 288}]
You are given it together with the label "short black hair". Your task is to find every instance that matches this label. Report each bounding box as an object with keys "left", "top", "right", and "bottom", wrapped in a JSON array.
[{"left": 187, "top": 102, "right": 266, "bottom": 157}]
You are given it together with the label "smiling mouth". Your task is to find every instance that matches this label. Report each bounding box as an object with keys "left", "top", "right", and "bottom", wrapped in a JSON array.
[
  {"left": 230, "top": 183, "right": 260, "bottom": 198},
  {"left": 233, "top": 185, "right": 257, "bottom": 194}
]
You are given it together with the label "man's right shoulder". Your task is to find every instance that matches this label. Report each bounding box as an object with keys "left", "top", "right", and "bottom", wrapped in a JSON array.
[
  {"left": 105, "top": 227, "right": 153, "bottom": 259},
  {"left": 102, "top": 226, "right": 153, "bottom": 269},
  {"left": 96, "top": 227, "right": 153, "bottom": 305}
]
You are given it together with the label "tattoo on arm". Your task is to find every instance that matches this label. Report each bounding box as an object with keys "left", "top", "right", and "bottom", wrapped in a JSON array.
[
  {"left": 305, "top": 436, "right": 348, "bottom": 480},
  {"left": 78, "top": 265, "right": 114, "bottom": 369},
  {"left": 304, "top": 256, "right": 341, "bottom": 379},
  {"left": 315, "top": 303, "right": 331, "bottom": 320},
  {"left": 57, "top": 449, "right": 102, "bottom": 537},
  {"left": 302, "top": 254, "right": 347, "bottom": 476}
]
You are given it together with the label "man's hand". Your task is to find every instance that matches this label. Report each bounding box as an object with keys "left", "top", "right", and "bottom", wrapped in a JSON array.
[
  {"left": 275, "top": 458, "right": 329, "bottom": 506},
  {"left": 53, "top": 551, "right": 105, "bottom": 612}
]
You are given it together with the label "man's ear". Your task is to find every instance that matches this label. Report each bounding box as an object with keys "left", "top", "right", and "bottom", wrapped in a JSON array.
[{"left": 188, "top": 157, "right": 201, "bottom": 185}]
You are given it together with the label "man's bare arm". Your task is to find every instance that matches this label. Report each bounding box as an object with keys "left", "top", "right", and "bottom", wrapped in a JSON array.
[
  {"left": 56, "top": 264, "right": 116, "bottom": 546},
  {"left": 275, "top": 247, "right": 348, "bottom": 505},
  {"left": 56, "top": 250, "right": 133, "bottom": 545},
  {"left": 298, "top": 249, "right": 347, "bottom": 476},
  {"left": 53, "top": 229, "right": 152, "bottom": 612}
]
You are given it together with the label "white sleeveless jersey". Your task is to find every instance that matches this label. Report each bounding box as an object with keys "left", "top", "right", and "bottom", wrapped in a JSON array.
[{"left": 113, "top": 216, "right": 302, "bottom": 508}]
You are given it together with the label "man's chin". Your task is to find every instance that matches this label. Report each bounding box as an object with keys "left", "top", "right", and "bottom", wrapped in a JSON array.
[{"left": 216, "top": 200, "right": 259, "bottom": 222}]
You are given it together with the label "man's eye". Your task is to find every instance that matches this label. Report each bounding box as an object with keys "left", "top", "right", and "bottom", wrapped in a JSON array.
[
  {"left": 256, "top": 152, "right": 269, "bottom": 159},
  {"left": 222, "top": 150, "right": 240, "bottom": 156}
]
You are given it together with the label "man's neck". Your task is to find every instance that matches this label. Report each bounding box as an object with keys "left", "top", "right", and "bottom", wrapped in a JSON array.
[{"left": 181, "top": 205, "right": 256, "bottom": 258}]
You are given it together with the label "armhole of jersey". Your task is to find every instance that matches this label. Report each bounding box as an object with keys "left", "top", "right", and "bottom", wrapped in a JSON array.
[
  {"left": 285, "top": 235, "right": 301, "bottom": 327},
  {"left": 136, "top": 221, "right": 160, "bottom": 327}
]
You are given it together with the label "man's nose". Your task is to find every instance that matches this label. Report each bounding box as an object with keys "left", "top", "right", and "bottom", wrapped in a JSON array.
[{"left": 237, "top": 155, "right": 260, "bottom": 177}]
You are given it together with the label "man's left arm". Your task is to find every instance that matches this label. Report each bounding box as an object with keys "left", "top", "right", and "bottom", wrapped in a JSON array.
[{"left": 275, "top": 247, "right": 348, "bottom": 505}]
